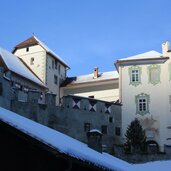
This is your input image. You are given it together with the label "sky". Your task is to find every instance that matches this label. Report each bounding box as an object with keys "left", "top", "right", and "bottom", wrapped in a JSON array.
[{"left": 1, "top": 0, "right": 171, "bottom": 76}]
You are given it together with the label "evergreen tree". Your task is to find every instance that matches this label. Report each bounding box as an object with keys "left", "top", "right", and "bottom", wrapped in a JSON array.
[{"left": 125, "top": 118, "right": 146, "bottom": 152}]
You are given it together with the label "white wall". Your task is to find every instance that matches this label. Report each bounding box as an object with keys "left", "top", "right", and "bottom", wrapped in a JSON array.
[
  {"left": 120, "top": 55, "right": 171, "bottom": 151},
  {"left": 14, "top": 45, "right": 46, "bottom": 83},
  {"left": 46, "top": 54, "right": 66, "bottom": 104},
  {"left": 62, "top": 81, "right": 119, "bottom": 102},
  {"left": 14, "top": 45, "right": 67, "bottom": 105}
]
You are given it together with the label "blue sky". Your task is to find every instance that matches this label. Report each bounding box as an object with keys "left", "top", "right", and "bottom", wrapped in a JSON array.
[{"left": 1, "top": 0, "right": 171, "bottom": 76}]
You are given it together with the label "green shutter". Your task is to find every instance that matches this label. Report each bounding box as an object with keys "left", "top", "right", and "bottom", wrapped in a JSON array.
[{"left": 147, "top": 65, "right": 161, "bottom": 85}]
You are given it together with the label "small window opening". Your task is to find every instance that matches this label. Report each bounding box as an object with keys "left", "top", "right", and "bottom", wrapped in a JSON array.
[{"left": 30, "top": 57, "right": 34, "bottom": 65}]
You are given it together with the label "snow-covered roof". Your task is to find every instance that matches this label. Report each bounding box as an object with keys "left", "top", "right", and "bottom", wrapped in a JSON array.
[
  {"left": 62, "top": 71, "right": 119, "bottom": 86},
  {"left": 13, "top": 36, "right": 69, "bottom": 68},
  {"left": 118, "top": 50, "right": 162, "bottom": 61},
  {"left": 0, "top": 47, "right": 46, "bottom": 88},
  {"left": 33, "top": 36, "right": 69, "bottom": 68},
  {"left": 0, "top": 107, "right": 131, "bottom": 171}
]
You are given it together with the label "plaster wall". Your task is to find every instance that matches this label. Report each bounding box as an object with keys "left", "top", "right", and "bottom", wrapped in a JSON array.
[
  {"left": 119, "top": 54, "right": 171, "bottom": 151},
  {"left": 14, "top": 45, "right": 46, "bottom": 83},
  {"left": 62, "top": 81, "right": 119, "bottom": 102}
]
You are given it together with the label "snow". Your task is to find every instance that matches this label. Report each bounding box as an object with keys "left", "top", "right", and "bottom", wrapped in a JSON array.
[
  {"left": 0, "top": 107, "right": 131, "bottom": 171},
  {"left": 0, "top": 47, "right": 45, "bottom": 88},
  {"left": 71, "top": 71, "right": 119, "bottom": 84},
  {"left": 89, "top": 129, "right": 102, "bottom": 134},
  {"left": 132, "top": 160, "right": 171, "bottom": 171},
  {"left": 33, "top": 36, "right": 69, "bottom": 68},
  {"left": 118, "top": 50, "right": 162, "bottom": 61},
  {"left": 0, "top": 107, "right": 170, "bottom": 171}
]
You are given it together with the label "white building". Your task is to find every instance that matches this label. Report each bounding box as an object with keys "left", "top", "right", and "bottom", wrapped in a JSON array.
[
  {"left": 61, "top": 42, "right": 171, "bottom": 151},
  {"left": 13, "top": 36, "right": 70, "bottom": 105},
  {"left": 10, "top": 35, "right": 171, "bottom": 152},
  {"left": 61, "top": 67, "right": 119, "bottom": 102},
  {"left": 115, "top": 42, "right": 171, "bottom": 151}
]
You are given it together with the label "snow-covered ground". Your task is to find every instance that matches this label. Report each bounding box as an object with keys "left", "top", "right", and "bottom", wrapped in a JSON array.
[
  {"left": 0, "top": 107, "right": 170, "bottom": 171},
  {"left": 133, "top": 160, "right": 171, "bottom": 171}
]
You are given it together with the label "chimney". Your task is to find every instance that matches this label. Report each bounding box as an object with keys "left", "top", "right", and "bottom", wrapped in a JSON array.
[
  {"left": 94, "top": 67, "right": 99, "bottom": 78},
  {"left": 87, "top": 129, "right": 102, "bottom": 153},
  {"left": 162, "top": 41, "right": 170, "bottom": 56}
]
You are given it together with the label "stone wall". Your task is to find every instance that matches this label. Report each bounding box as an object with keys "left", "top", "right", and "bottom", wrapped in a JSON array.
[
  {"left": 11, "top": 93, "right": 122, "bottom": 151},
  {"left": 0, "top": 67, "right": 122, "bottom": 152}
]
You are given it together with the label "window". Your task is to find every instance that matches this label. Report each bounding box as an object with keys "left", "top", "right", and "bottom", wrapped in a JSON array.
[
  {"left": 115, "top": 127, "right": 121, "bottom": 136},
  {"left": 84, "top": 123, "right": 90, "bottom": 132},
  {"left": 58, "top": 64, "right": 61, "bottom": 74},
  {"left": 135, "top": 93, "right": 150, "bottom": 115},
  {"left": 18, "top": 91, "right": 28, "bottom": 102},
  {"left": 101, "top": 125, "right": 107, "bottom": 134},
  {"left": 109, "top": 117, "right": 113, "bottom": 123},
  {"left": 129, "top": 66, "right": 142, "bottom": 86},
  {"left": 148, "top": 65, "right": 161, "bottom": 85},
  {"left": 52, "top": 60, "right": 54, "bottom": 69},
  {"left": 26, "top": 47, "right": 29, "bottom": 52},
  {"left": 138, "top": 98, "right": 147, "bottom": 112},
  {"left": 132, "top": 70, "right": 139, "bottom": 82},
  {"left": 55, "top": 60, "right": 58, "bottom": 69},
  {"left": 59, "top": 78, "right": 63, "bottom": 85},
  {"left": 30, "top": 57, "right": 34, "bottom": 65},
  {"left": 54, "top": 75, "right": 58, "bottom": 85}
]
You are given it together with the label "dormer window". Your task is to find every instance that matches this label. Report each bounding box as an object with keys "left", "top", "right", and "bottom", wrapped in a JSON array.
[{"left": 30, "top": 57, "right": 34, "bottom": 65}]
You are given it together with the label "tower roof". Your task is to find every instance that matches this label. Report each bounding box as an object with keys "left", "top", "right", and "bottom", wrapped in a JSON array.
[
  {"left": 14, "top": 36, "right": 38, "bottom": 48},
  {"left": 13, "top": 36, "right": 70, "bottom": 68}
]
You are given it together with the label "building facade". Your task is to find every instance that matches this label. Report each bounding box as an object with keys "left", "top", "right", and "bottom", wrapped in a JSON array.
[
  {"left": 61, "top": 67, "right": 119, "bottom": 102},
  {"left": 0, "top": 64, "right": 122, "bottom": 152},
  {"left": 115, "top": 41, "right": 171, "bottom": 152},
  {"left": 5, "top": 35, "right": 171, "bottom": 152},
  {"left": 13, "top": 36, "right": 69, "bottom": 105}
]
